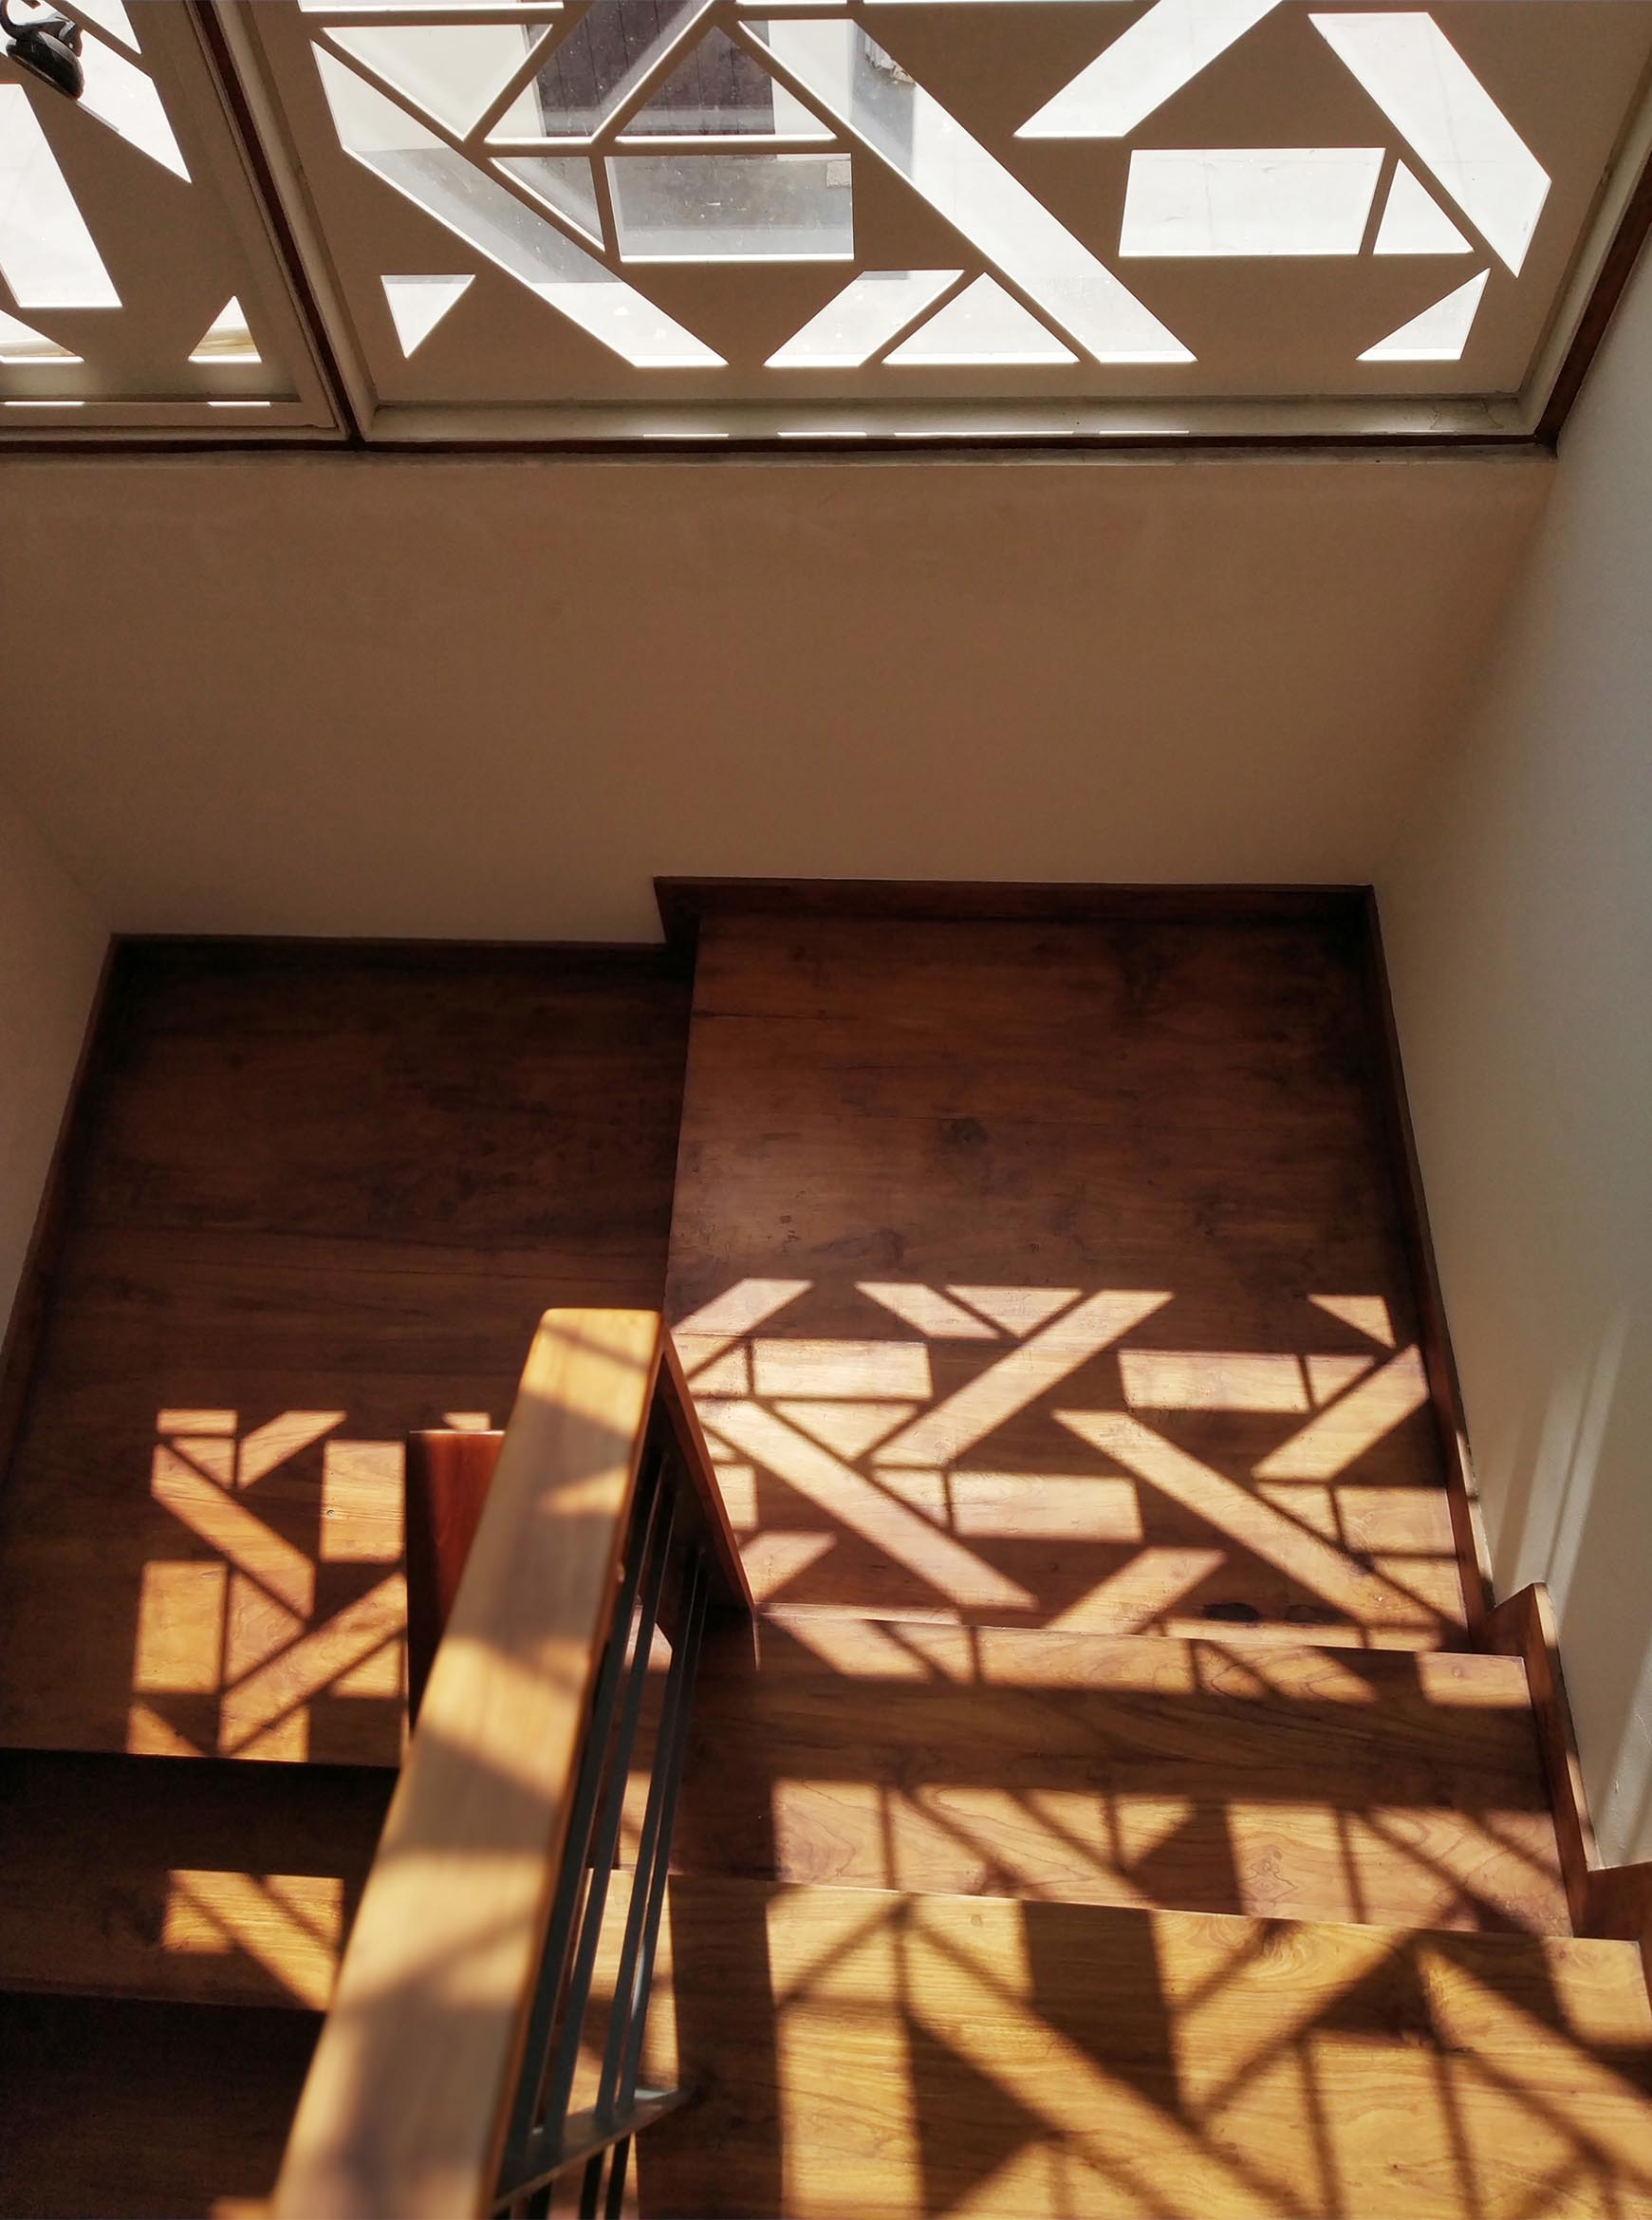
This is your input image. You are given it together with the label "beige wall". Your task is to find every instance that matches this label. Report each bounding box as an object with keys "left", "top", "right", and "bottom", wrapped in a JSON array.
[
  {"left": 0, "top": 774, "right": 106, "bottom": 1347},
  {"left": 1380, "top": 249, "right": 1652, "bottom": 1864},
  {"left": 0, "top": 449, "right": 1545, "bottom": 939}
]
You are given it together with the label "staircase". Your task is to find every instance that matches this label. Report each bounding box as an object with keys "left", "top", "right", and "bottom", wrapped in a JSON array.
[
  {"left": 640, "top": 1617, "right": 1652, "bottom": 2217},
  {"left": 4, "top": 921, "right": 1651, "bottom": 2217}
]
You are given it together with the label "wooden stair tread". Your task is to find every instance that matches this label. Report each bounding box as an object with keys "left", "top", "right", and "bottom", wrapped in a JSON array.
[
  {"left": 677, "top": 1618, "right": 1569, "bottom": 1934},
  {"left": 638, "top": 1875, "right": 1652, "bottom": 2220},
  {"left": 0, "top": 1749, "right": 390, "bottom": 2011}
]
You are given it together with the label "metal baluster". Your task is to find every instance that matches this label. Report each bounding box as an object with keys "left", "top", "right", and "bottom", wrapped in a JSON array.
[
  {"left": 528, "top": 1492, "right": 678, "bottom": 2169},
  {"left": 603, "top": 2137, "right": 632, "bottom": 2220},
  {"left": 498, "top": 1452, "right": 667, "bottom": 2183},
  {"left": 601, "top": 1549, "right": 710, "bottom": 2122}
]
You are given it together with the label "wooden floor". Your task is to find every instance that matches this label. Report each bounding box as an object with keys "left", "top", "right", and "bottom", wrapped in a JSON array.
[{"left": 666, "top": 919, "right": 1459, "bottom": 1643}]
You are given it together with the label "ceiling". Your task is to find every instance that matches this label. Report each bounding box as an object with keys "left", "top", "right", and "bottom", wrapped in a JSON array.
[
  {"left": 0, "top": 446, "right": 1549, "bottom": 939},
  {"left": 1, "top": 0, "right": 1649, "bottom": 441}
]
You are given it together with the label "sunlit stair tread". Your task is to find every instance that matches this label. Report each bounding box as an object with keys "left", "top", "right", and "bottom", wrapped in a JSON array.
[
  {"left": 638, "top": 1875, "right": 1652, "bottom": 2220},
  {"left": 676, "top": 1617, "right": 1569, "bottom": 1934},
  {"left": 0, "top": 1749, "right": 391, "bottom": 2012}
]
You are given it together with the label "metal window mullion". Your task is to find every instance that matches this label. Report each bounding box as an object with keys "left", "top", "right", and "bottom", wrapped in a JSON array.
[{"left": 498, "top": 1451, "right": 665, "bottom": 2177}]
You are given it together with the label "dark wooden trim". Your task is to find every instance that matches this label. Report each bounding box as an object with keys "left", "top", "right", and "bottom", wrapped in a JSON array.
[
  {"left": 658, "top": 1330, "right": 756, "bottom": 1617},
  {"left": 655, "top": 877, "right": 1367, "bottom": 958},
  {"left": 1484, "top": 1583, "right": 1599, "bottom": 1931},
  {"left": 403, "top": 1430, "right": 505, "bottom": 1726},
  {"left": 114, "top": 931, "right": 681, "bottom": 972},
  {"left": 1586, "top": 1861, "right": 1652, "bottom": 2011},
  {"left": 1359, "top": 888, "right": 1494, "bottom": 1634},
  {"left": 0, "top": 935, "right": 117, "bottom": 1498},
  {"left": 1538, "top": 140, "right": 1652, "bottom": 446}
]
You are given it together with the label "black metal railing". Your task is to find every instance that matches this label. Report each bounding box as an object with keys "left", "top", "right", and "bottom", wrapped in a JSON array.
[{"left": 492, "top": 1427, "right": 714, "bottom": 2218}]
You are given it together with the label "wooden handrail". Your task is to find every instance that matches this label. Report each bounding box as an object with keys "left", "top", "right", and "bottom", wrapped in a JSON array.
[{"left": 272, "top": 1309, "right": 749, "bottom": 2220}]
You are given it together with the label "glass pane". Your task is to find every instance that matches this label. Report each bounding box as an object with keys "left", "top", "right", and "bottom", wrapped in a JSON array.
[
  {"left": 622, "top": 27, "right": 828, "bottom": 139},
  {"left": 522, "top": 0, "right": 707, "bottom": 137},
  {"left": 607, "top": 150, "right": 852, "bottom": 260}
]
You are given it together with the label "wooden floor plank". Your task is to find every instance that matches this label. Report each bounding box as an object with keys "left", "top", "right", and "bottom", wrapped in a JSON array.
[
  {"left": 638, "top": 1878, "right": 1652, "bottom": 2220},
  {"left": 678, "top": 1620, "right": 1569, "bottom": 1934}
]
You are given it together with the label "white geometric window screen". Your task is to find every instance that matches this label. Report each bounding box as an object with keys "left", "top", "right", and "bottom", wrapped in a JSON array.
[
  {"left": 9, "top": 0, "right": 1652, "bottom": 435},
  {"left": 0, "top": 0, "right": 336, "bottom": 429},
  {"left": 228, "top": 0, "right": 1652, "bottom": 436}
]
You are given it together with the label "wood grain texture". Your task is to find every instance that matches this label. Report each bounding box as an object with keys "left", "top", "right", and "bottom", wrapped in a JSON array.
[
  {"left": 404, "top": 1430, "right": 504, "bottom": 1726},
  {"left": 0, "top": 1748, "right": 390, "bottom": 2009},
  {"left": 675, "top": 1618, "right": 1569, "bottom": 1934},
  {"left": 273, "top": 1308, "right": 664, "bottom": 2220},
  {"left": 0, "top": 942, "right": 689, "bottom": 1763},
  {"left": 639, "top": 1875, "right": 1652, "bottom": 2220},
  {"left": 1486, "top": 1581, "right": 1600, "bottom": 1930},
  {"left": 666, "top": 918, "right": 1466, "bottom": 1642},
  {"left": 0, "top": 1991, "right": 319, "bottom": 2220}
]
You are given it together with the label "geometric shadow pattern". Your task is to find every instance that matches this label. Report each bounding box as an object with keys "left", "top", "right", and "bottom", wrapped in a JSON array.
[
  {"left": 128, "top": 1408, "right": 407, "bottom": 1765},
  {"left": 675, "top": 1278, "right": 1459, "bottom": 1646}
]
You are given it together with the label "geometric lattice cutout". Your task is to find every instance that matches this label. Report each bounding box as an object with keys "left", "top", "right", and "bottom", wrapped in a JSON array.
[
  {"left": 623, "top": 28, "right": 828, "bottom": 141},
  {"left": 315, "top": 49, "right": 724, "bottom": 369},
  {"left": 1374, "top": 163, "right": 1471, "bottom": 256},
  {"left": 1359, "top": 270, "right": 1488, "bottom": 363},
  {"left": 767, "top": 269, "right": 960, "bottom": 369},
  {"left": 329, "top": 23, "right": 551, "bottom": 140},
  {"left": 0, "top": 307, "right": 81, "bottom": 363},
  {"left": 0, "top": 85, "right": 121, "bottom": 308},
  {"left": 514, "top": 0, "right": 709, "bottom": 140},
  {"left": 1311, "top": 12, "right": 1550, "bottom": 273},
  {"left": 381, "top": 273, "right": 473, "bottom": 357},
  {"left": 78, "top": 29, "right": 191, "bottom": 179},
  {"left": 190, "top": 296, "right": 261, "bottom": 364},
  {"left": 886, "top": 275, "right": 1076, "bottom": 366}
]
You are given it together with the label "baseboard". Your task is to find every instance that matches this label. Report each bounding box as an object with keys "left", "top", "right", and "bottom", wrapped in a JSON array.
[
  {"left": 1360, "top": 888, "right": 1495, "bottom": 1633},
  {"left": 655, "top": 875, "right": 1367, "bottom": 957},
  {"left": 1485, "top": 1582, "right": 1599, "bottom": 1930}
]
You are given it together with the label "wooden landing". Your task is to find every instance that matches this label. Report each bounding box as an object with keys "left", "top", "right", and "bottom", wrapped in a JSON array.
[
  {"left": 637, "top": 1877, "right": 1652, "bottom": 2220},
  {"left": 666, "top": 919, "right": 1471, "bottom": 1645},
  {"left": 678, "top": 1620, "right": 1569, "bottom": 1934}
]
